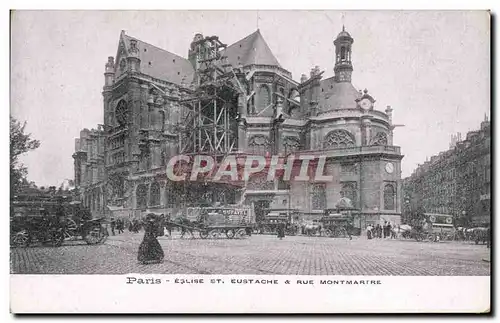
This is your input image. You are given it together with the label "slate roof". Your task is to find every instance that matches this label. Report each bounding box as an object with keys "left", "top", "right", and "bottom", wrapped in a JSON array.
[
  {"left": 223, "top": 30, "right": 281, "bottom": 67},
  {"left": 121, "top": 33, "right": 195, "bottom": 85},
  {"left": 318, "top": 77, "right": 361, "bottom": 111}
]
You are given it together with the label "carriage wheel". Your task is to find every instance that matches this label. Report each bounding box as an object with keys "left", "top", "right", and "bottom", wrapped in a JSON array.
[
  {"left": 13, "top": 230, "right": 30, "bottom": 248},
  {"left": 235, "top": 229, "right": 247, "bottom": 238},
  {"left": 325, "top": 229, "right": 333, "bottom": 237},
  {"left": 63, "top": 229, "right": 77, "bottom": 241},
  {"left": 225, "top": 229, "right": 236, "bottom": 239},
  {"left": 209, "top": 229, "right": 220, "bottom": 239},
  {"left": 199, "top": 230, "right": 209, "bottom": 239},
  {"left": 426, "top": 234, "right": 434, "bottom": 242},
  {"left": 65, "top": 219, "right": 78, "bottom": 231},
  {"left": 333, "top": 227, "right": 344, "bottom": 238},
  {"left": 84, "top": 226, "right": 103, "bottom": 245}
]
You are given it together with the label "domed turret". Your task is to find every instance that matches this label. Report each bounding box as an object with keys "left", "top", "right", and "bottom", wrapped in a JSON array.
[{"left": 333, "top": 26, "right": 354, "bottom": 83}]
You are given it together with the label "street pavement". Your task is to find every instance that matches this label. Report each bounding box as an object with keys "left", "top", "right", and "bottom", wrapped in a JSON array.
[{"left": 10, "top": 231, "right": 491, "bottom": 275}]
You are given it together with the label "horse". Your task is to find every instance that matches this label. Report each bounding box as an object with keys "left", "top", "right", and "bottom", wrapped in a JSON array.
[
  {"left": 392, "top": 224, "right": 412, "bottom": 239},
  {"left": 302, "top": 223, "right": 322, "bottom": 236},
  {"left": 176, "top": 217, "right": 196, "bottom": 239}
]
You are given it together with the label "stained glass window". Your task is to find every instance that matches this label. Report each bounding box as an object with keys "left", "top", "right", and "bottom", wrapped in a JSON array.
[
  {"left": 311, "top": 183, "right": 326, "bottom": 210},
  {"left": 324, "top": 130, "right": 356, "bottom": 149},
  {"left": 371, "top": 132, "right": 388, "bottom": 146},
  {"left": 136, "top": 184, "right": 148, "bottom": 210},
  {"left": 149, "top": 181, "right": 161, "bottom": 206},
  {"left": 248, "top": 135, "right": 270, "bottom": 155},
  {"left": 341, "top": 182, "right": 358, "bottom": 208},
  {"left": 257, "top": 85, "right": 270, "bottom": 110},
  {"left": 384, "top": 184, "right": 396, "bottom": 210}
]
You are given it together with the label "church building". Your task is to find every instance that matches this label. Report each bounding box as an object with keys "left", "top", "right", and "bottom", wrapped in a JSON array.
[{"left": 73, "top": 26, "right": 403, "bottom": 228}]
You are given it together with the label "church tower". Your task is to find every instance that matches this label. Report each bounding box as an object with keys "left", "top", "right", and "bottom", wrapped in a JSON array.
[{"left": 334, "top": 26, "right": 354, "bottom": 83}]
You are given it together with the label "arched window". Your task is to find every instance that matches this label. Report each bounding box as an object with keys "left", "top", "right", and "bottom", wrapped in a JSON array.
[
  {"left": 96, "top": 189, "right": 101, "bottom": 211},
  {"left": 371, "top": 132, "right": 388, "bottom": 146},
  {"left": 257, "top": 85, "right": 270, "bottom": 110},
  {"left": 247, "top": 173, "right": 274, "bottom": 191},
  {"left": 324, "top": 130, "right": 356, "bottom": 149},
  {"left": 341, "top": 47, "right": 347, "bottom": 60},
  {"left": 149, "top": 181, "right": 161, "bottom": 206},
  {"left": 341, "top": 182, "right": 357, "bottom": 208},
  {"left": 283, "top": 136, "right": 301, "bottom": 153},
  {"left": 248, "top": 135, "right": 270, "bottom": 155},
  {"left": 136, "top": 184, "right": 148, "bottom": 210},
  {"left": 311, "top": 183, "right": 326, "bottom": 210},
  {"left": 384, "top": 184, "right": 396, "bottom": 210},
  {"left": 115, "top": 100, "right": 129, "bottom": 127}
]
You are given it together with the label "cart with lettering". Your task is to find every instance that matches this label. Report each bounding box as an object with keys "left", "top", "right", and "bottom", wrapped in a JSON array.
[{"left": 170, "top": 205, "right": 255, "bottom": 239}]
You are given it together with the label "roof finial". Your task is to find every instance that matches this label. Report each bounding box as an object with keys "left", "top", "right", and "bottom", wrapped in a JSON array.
[{"left": 341, "top": 13, "right": 345, "bottom": 31}]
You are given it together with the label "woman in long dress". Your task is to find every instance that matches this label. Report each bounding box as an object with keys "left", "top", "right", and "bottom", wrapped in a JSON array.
[
  {"left": 277, "top": 222, "right": 286, "bottom": 240},
  {"left": 137, "top": 214, "right": 164, "bottom": 264}
]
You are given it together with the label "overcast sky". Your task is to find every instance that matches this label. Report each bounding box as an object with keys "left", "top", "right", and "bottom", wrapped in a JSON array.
[{"left": 11, "top": 10, "right": 490, "bottom": 186}]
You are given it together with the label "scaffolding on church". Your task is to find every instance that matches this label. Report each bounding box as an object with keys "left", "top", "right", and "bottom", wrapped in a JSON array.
[
  {"left": 177, "top": 35, "right": 246, "bottom": 206},
  {"left": 179, "top": 35, "right": 243, "bottom": 156}
]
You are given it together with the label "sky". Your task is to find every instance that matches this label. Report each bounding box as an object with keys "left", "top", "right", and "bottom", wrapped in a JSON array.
[{"left": 10, "top": 10, "right": 490, "bottom": 187}]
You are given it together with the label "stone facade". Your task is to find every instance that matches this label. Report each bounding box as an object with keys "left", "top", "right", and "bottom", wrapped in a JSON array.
[
  {"left": 403, "top": 117, "right": 491, "bottom": 226},
  {"left": 74, "top": 28, "right": 403, "bottom": 227}
]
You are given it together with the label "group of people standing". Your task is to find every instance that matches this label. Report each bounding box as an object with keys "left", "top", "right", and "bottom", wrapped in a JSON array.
[
  {"left": 109, "top": 218, "right": 125, "bottom": 235},
  {"left": 366, "top": 221, "right": 395, "bottom": 240}
]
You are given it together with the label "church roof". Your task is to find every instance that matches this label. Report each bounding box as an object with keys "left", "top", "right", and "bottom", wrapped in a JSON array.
[
  {"left": 122, "top": 32, "right": 195, "bottom": 85},
  {"left": 318, "top": 77, "right": 361, "bottom": 111},
  {"left": 117, "top": 29, "right": 280, "bottom": 85},
  {"left": 223, "top": 30, "right": 281, "bottom": 67}
]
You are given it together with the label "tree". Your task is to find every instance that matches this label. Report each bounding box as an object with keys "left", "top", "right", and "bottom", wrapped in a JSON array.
[{"left": 10, "top": 117, "right": 40, "bottom": 197}]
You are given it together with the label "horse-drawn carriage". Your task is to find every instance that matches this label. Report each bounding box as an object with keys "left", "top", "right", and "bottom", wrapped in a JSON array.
[
  {"left": 166, "top": 205, "right": 254, "bottom": 239},
  {"left": 257, "top": 211, "right": 299, "bottom": 236},
  {"left": 11, "top": 201, "right": 108, "bottom": 247},
  {"left": 319, "top": 213, "right": 353, "bottom": 239}
]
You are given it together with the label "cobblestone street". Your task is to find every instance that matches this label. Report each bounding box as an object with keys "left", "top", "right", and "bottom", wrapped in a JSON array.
[{"left": 11, "top": 231, "right": 491, "bottom": 276}]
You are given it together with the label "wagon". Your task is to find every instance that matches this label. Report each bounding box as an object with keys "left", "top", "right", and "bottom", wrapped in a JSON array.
[
  {"left": 11, "top": 201, "right": 108, "bottom": 247},
  {"left": 167, "top": 205, "right": 255, "bottom": 239},
  {"left": 320, "top": 213, "right": 353, "bottom": 239}
]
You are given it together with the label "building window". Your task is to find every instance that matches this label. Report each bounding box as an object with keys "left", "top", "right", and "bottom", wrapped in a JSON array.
[
  {"left": 341, "top": 163, "right": 357, "bottom": 174},
  {"left": 383, "top": 184, "right": 396, "bottom": 210},
  {"left": 283, "top": 136, "right": 301, "bottom": 153},
  {"left": 248, "top": 135, "right": 270, "bottom": 155},
  {"left": 136, "top": 184, "right": 148, "bottom": 210},
  {"left": 324, "top": 130, "right": 356, "bottom": 149},
  {"left": 166, "top": 183, "right": 176, "bottom": 208},
  {"left": 311, "top": 183, "right": 326, "bottom": 210},
  {"left": 115, "top": 100, "right": 129, "bottom": 127},
  {"left": 257, "top": 85, "right": 271, "bottom": 110},
  {"left": 341, "top": 47, "right": 347, "bottom": 60},
  {"left": 370, "top": 132, "right": 388, "bottom": 146},
  {"left": 149, "top": 181, "right": 160, "bottom": 206},
  {"left": 341, "top": 182, "right": 357, "bottom": 208},
  {"left": 247, "top": 173, "right": 274, "bottom": 191}
]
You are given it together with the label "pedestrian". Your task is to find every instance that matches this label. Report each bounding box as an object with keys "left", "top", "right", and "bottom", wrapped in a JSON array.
[
  {"left": 164, "top": 214, "right": 172, "bottom": 237},
  {"left": 137, "top": 214, "right": 164, "bottom": 264},
  {"left": 366, "top": 225, "right": 373, "bottom": 240},
  {"left": 375, "top": 224, "right": 380, "bottom": 238},
  {"left": 117, "top": 219, "right": 124, "bottom": 234},
  {"left": 110, "top": 218, "right": 116, "bottom": 236},
  {"left": 156, "top": 214, "right": 165, "bottom": 237},
  {"left": 277, "top": 222, "right": 285, "bottom": 240}
]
